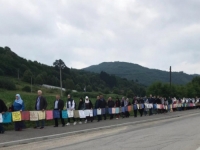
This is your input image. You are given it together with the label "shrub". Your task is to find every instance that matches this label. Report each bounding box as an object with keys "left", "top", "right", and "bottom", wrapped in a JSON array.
[
  {"left": 0, "top": 78, "right": 16, "bottom": 90},
  {"left": 22, "top": 86, "right": 31, "bottom": 92}
]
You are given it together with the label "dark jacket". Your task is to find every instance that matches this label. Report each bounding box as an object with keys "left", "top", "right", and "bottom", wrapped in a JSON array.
[
  {"left": 121, "top": 100, "right": 124, "bottom": 107},
  {"left": 84, "top": 100, "right": 93, "bottom": 109},
  {"left": 78, "top": 101, "right": 84, "bottom": 110},
  {"left": 148, "top": 97, "right": 154, "bottom": 103},
  {"left": 100, "top": 99, "right": 107, "bottom": 108},
  {"left": 108, "top": 100, "right": 115, "bottom": 108},
  {"left": 54, "top": 99, "right": 64, "bottom": 110},
  {"left": 95, "top": 99, "right": 101, "bottom": 109},
  {"left": 0, "top": 99, "right": 7, "bottom": 113},
  {"left": 115, "top": 100, "right": 121, "bottom": 107},
  {"left": 35, "top": 96, "right": 48, "bottom": 110}
]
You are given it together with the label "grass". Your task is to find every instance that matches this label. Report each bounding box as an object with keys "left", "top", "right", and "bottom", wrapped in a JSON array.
[{"left": 1, "top": 77, "right": 127, "bottom": 130}]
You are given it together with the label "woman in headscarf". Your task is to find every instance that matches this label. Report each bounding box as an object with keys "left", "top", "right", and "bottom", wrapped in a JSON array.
[
  {"left": 13, "top": 94, "right": 25, "bottom": 131},
  {"left": 125, "top": 98, "right": 130, "bottom": 118},
  {"left": 84, "top": 96, "right": 93, "bottom": 123}
]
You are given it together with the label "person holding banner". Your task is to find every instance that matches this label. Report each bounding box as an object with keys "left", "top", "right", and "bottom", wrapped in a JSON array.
[
  {"left": 121, "top": 97, "right": 125, "bottom": 118},
  {"left": 54, "top": 95, "right": 65, "bottom": 127},
  {"left": 78, "top": 98, "right": 84, "bottom": 124},
  {"left": 115, "top": 98, "right": 121, "bottom": 119},
  {"left": 125, "top": 98, "right": 131, "bottom": 118},
  {"left": 148, "top": 95, "right": 154, "bottom": 116},
  {"left": 108, "top": 97, "right": 115, "bottom": 120},
  {"left": 66, "top": 94, "right": 77, "bottom": 126},
  {"left": 84, "top": 96, "right": 93, "bottom": 123},
  {"left": 95, "top": 96, "right": 102, "bottom": 122},
  {"left": 132, "top": 97, "right": 138, "bottom": 118},
  {"left": 100, "top": 95, "right": 107, "bottom": 120},
  {"left": 34, "top": 90, "right": 47, "bottom": 129},
  {"left": 138, "top": 98, "right": 144, "bottom": 117},
  {"left": 13, "top": 94, "right": 25, "bottom": 131},
  {"left": 143, "top": 96, "right": 149, "bottom": 116},
  {"left": 0, "top": 99, "right": 7, "bottom": 134}
]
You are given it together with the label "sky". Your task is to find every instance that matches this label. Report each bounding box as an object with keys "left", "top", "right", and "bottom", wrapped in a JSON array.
[{"left": 0, "top": 0, "right": 200, "bottom": 74}]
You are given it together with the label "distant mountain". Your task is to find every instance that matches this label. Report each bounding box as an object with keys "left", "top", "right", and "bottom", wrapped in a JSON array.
[{"left": 83, "top": 62, "right": 198, "bottom": 86}]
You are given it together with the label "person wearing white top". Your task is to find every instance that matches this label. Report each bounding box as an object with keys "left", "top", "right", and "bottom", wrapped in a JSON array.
[{"left": 66, "top": 94, "right": 77, "bottom": 126}]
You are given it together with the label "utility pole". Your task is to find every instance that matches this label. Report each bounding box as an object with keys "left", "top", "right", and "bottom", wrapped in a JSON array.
[
  {"left": 60, "top": 66, "right": 63, "bottom": 97},
  {"left": 170, "top": 66, "right": 172, "bottom": 96}
]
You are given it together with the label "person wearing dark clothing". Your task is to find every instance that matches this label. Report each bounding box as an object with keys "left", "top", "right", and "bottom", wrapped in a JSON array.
[
  {"left": 54, "top": 95, "right": 65, "bottom": 127},
  {"left": 13, "top": 94, "right": 25, "bottom": 131},
  {"left": 121, "top": 97, "right": 125, "bottom": 118},
  {"left": 115, "top": 98, "right": 121, "bottom": 119},
  {"left": 78, "top": 98, "right": 84, "bottom": 124},
  {"left": 148, "top": 95, "right": 153, "bottom": 116},
  {"left": 125, "top": 99, "right": 131, "bottom": 118},
  {"left": 107, "top": 97, "right": 115, "bottom": 120},
  {"left": 138, "top": 98, "right": 144, "bottom": 117},
  {"left": 95, "top": 96, "right": 101, "bottom": 122},
  {"left": 0, "top": 99, "right": 7, "bottom": 134},
  {"left": 132, "top": 97, "right": 138, "bottom": 117},
  {"left": 34, "top": 90, "right": 47, "bottom": 129},
  {"left": 100, "top": 95, "right": 107, "bottom": 120},
  {"left": 84, "top": 96, "right": 93, "bottom": 123}
]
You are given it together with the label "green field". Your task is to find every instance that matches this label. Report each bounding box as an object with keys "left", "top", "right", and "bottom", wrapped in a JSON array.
[{"left": 1, "top": 77, "right": 128, "bottom": 130}]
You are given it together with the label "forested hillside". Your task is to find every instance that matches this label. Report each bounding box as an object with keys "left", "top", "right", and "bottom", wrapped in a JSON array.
[
  {"left": 0, "top": 47, "right": 146, "bottom": 96},
  {"left": 83, "top": 62, "right": 198, "bottom": 86}
]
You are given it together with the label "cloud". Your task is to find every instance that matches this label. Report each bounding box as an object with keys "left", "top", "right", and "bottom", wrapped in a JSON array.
[{"left": 0, "top": 0, "right": 200, "bottom": 74}]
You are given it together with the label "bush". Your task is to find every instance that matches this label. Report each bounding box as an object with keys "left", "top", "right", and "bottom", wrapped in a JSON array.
[
  {"left": 0, "top": 78, "right": 16, "bottom": 90},
  {"left": 22, "top": 86, "right": 31, "bottom": 92}
]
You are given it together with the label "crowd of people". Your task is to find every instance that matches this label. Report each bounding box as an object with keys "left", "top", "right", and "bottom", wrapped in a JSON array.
[{"left": 0, "top": 90, "right": 199, "bottom": 134}]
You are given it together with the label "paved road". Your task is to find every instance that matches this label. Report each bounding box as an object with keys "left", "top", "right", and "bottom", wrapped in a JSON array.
[{"left": 1, "top": 109, "right": 200, "bottom": 150}]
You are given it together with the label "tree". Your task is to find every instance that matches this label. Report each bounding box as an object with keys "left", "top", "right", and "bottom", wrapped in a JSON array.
[
  {"left": 53, "top": 59, "right": 66, "bottom": 96},
  {"left": 35, "top": 75, "right": 44, "bottom": 85},
  {"left": 22, "top": 70, "right": 33, "bottom": 83}
]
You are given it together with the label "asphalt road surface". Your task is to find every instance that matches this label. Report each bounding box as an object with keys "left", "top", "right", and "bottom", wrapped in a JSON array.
[{"left": 1, "top": 112, "right": 200, "bottom": 150}]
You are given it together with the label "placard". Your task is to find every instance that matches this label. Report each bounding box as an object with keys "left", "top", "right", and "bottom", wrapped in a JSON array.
[
  {"left": 79, "top": 110, "right": 86, "bottom": 118},
  {"left": 30, "top": 111, "right": 39, "bottom": 121},
  {"left": 21, "top": 111, "right": 30, "bottom": 121},
  {"left": 2, "top": 112, "right": 12, "bottom": 123},
  {"left": 84, "top": 110, "right": 90, "bottom": 117},
  {"left": 38, "top": 111, "right": 46, "bottom": 120},
  {"left": 46, "top": 110, "right": 53, "bottom": 120},
  {"left": 97, "top": 109, "right": 101, "bottom": 115},
  {"left": 12, "top": 111, "right": 21, "bottom": 122},
  {"left": 53, "top": 110, "right": 60, "bottom": 119},
  {"left": 62, "top": 110, "right": 68, "bottom": 119},
  {"left": 74, "top": 110, "right": 80, "bottom": 118},
  {"left": 115, "top": 107, "right": 119, "bottom": 114},
  {"left": 67, "top": 110, "right": 74, "bottom": 118},
  {"left": 0, "top": 114, "right": 2, "bottom": 123}
]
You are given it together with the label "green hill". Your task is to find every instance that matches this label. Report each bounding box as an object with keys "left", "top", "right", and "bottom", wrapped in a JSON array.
[
  {"left": 83, "top": 62, "right": 198, "bottom": 86},
  {"left": 0, "top": 47, "right": 146, "bottom": 96}
]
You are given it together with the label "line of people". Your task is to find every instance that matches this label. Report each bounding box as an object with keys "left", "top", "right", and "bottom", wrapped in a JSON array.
[{"left": 0, "top": 91, "right": 199, "bottom": 134}]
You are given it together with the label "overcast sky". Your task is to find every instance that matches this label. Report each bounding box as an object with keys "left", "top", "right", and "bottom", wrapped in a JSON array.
[{"left": 0, "top": 0, "right": 200, "bottom": 74}]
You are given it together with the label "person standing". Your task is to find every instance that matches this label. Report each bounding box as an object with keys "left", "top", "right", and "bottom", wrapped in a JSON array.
[
  {"left": 78, "top": 98, "right": 84, "bottom": 124},
  {"left": 148, "top": 95, "right": 153, "bottom": 116},
  {"left": 107, "top": 97, "right": 115, "bottom": 120},
  {"left": 121, "top": 97, "right": 125, "bottom": 118},
  {"left": 13, "top": 94, "right": 25, "bottom": 131},
  {"left": 84, "top": 96, "right": 93, "bottom": 123},
  {"left": 95, "top": 96, "right": 101, "bottom": 122},
  {"left": 100, "top": 95, "right": 107, "bottom": 120},
  {"left": 0, "top": 99, "right": 7, "bottom": 134},
  {"left": 54, "top": 95, "right": 65, "bottom": 127},
  {"left": 138, "top": 97, "right": 144, "bottom": 117},
  {"left": 34, "top": 90, "right": 47, "bottom": 129},
  {"left": 132, "top": 97, "right": 138, "bottom": 118},
  {"left": 66, "top": 94, "right": 77, "bottom": 126},
  {"left": 115, "top": 98, "right": 121, "bottom": 119}
]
